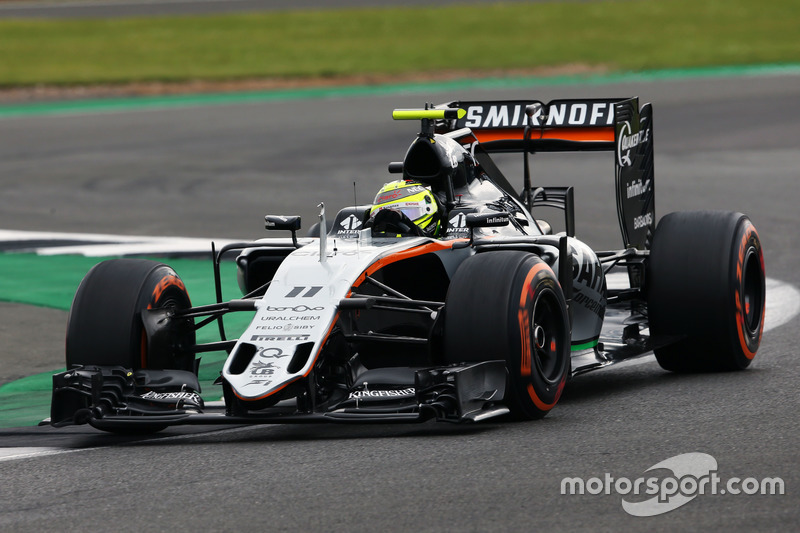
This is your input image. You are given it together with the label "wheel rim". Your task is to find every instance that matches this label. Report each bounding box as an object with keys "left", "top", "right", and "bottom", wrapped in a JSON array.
[
  {"left": 531, "top": 288, "right": 566, "bottom": 385},
  {"left": 142, "top": 286, "right": 193, "bottom": 369},
  {"left": 741, "top": 248, "right": 765, "bottom": 335}
]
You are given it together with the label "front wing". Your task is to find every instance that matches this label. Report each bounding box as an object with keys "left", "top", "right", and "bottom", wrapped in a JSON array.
[{"left": 49, "top": 361, "right": 509, "bottom": 430}]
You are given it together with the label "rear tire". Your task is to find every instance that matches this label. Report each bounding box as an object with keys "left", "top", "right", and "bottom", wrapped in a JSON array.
[
  {"left": 66, "top": 259, "right": 195, "bottom": 371},
  {"left": 443, "top": 252, "right": 570, "bottom": 419},
  {"left": 647, "top": 211, "right": 765, "bottom": 372}
]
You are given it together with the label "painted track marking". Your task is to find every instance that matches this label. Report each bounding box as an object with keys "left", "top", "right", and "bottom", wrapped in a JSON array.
[{"left": 0, "top": 229, "right": 242, "bottom": 257}]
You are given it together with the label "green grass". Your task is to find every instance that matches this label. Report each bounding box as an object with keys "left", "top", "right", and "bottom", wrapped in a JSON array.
[
  {"left": 0, "top": 0, "right": 798, "bottom": 88},
  {"left": 0, "top": 253, "right": 253, "bottom": 351}
]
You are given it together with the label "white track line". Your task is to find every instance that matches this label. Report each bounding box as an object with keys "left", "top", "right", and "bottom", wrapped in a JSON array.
[
  {"left": 0, "top": 425, "right": 270, "bottom": 463},
  {"left": 604, "top": 275, "right": 799, "bottom": 369},
  {"left": 764, "top": 278, "right": 800, "bottom": 332},
  {"left": 605, "top": 272, "right": 799, "bottom": 334},
  {"left": 0, "top": 229, "right": 242, "bottom": 257},
  {"left": 0, "top": 447, "right": 85, "bottom": 462}
]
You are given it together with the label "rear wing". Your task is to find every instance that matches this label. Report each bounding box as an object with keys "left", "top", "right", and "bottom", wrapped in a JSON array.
[{"left": 436, "top": 98, "right": 656, "bottom": 250}]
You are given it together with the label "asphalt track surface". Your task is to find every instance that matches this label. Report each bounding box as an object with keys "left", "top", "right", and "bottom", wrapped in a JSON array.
[{"left": 1, "top": 73, "right": 799, "bottom": 530}]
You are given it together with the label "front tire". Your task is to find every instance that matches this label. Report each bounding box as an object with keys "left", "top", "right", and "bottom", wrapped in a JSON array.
[
  {"left": 443, "top": 251, "right": 570, "bottom": 419},
  {"left": 647, "top": 211, "right": 765, "bottom": 372},
  {"left": 66, "top": 259, "right": 195, "bottom": 371}
]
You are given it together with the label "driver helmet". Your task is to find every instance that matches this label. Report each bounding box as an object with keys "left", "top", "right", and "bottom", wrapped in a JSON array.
[{"left": 369, "top": 180, "right": 442, "bottom": 237}]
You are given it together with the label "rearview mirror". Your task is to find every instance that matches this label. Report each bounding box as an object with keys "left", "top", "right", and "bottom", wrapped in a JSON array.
[{"left": 264, "top": 215, "right": 301, "bottom": 231}]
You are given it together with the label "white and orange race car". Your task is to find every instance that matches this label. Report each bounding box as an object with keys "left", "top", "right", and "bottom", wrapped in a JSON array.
[{"left": 50, "top": 98, "right": 765, "bottom": 432}]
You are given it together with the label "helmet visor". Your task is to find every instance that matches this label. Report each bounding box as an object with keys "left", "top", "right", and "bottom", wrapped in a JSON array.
[
  {"left": 399, "top": 202, "right": 434, "bottom": 223},
  {"left": 374, "top": 201, "right": 433, "bottom": 226}
]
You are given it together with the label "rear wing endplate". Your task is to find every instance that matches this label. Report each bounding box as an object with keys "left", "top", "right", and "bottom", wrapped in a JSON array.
[{"left": 614, "top": 99, "right": 655, "bottom": 250}]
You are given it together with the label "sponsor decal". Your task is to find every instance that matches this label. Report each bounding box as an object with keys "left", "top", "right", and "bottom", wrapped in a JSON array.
[
  {"left": 468, "top": 212, "right": 510, "bottom": 228},
  {"left": 377, "top": 192, "right": 401, "bottom": 203},
  {"left": 571, "top": 244, "right": 603, "bottom": 292},
  {"left": 626, "top": 178, "right": 651, "bottom": 199},
  {"left": 260, "top": 305, "right": 323, "bottom": 322},
  {"left": 251, "top": 334, "right": 311, "bottom": 342},
  {"left": 446, "top": 212, "right": 470, "bottom": 238},
  {"left": 255, "top": 324, "right": 313, "bottom": 331},
  {"left": 244, "top": 379, "right": 272, "bottom": 387},
  {"left": 293, "top": 249, "right": 359, "bottom": 257},
  {"left": 617, "top": 122, "right": 633, "bottom": 166},
  {"left": 462, "top": 101, "right": 615, "bottom": 129},
  {"left": 617, "top": 122, "right": 651, "bottom": 168},
  {"left": 339, "top": 214, "right": 363, "bottom": 231},
  {"left": 284, "top": 323, "right": 310, "bottom": 331},
  {"left": 249, "top": 360, "right": 276, "bottom": 375},
  {"left": 348, "top": 387, "right": 415, "bottom": 399},
  {"left": 265, "top": 305, "right": 324, "bottom": 313},
  {"left": 633, "top": 212, "right": 654, "bottom": 230},
  {"left": 573, "top": 289, "right": 604, "bottom": 319},
  {"left": 261, "top": 315, "right": 320, "bottom": 322},
  {"left": 257, "top": 347, "right": 290, "bottom": 359},
  {"left": 376, "top": 186, "right": 424, "bottom": 204},
  {"left": 449, "top": 212, "right": 467, "bottom": 228},
  {"left": 140, "top": 390, "right": 202, "bottom": 405}
]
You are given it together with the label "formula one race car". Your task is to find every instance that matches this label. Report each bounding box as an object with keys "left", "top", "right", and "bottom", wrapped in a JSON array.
[{"left": 50, "top": 97, "right": 766, "bottom": 432}]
